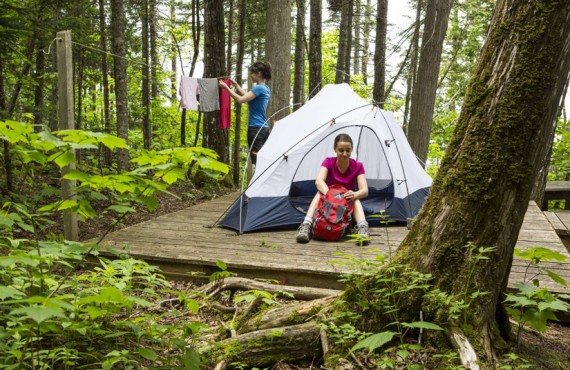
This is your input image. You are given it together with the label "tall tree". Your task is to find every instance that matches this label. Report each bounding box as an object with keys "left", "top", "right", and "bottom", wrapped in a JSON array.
[
  {"left": 353, "top": 0, "right": 361, "bottom": 75},
  {"left": 398, "top": 0, "right": 570, "bottom": 365},
  {"left": 170, "top": 1, "right": 177, "bottom": 101},
  {"left": 226, "top": 0, "right": 234, "bottom": 77},
  {"left": 407, "top": 0, "right": 452, "bottom": 165},
  {"left": 98, "top": 0, "right": 112, "bottom": 165},
  {"left": 149, "top": 0, "right": 158, "bottom": 99},
  {"left": 308, "top": 0, "right": 322, "bottom": 98},
  {"left": 110, "top": 0, "right": 130, "bottom": 170},
  {"left": 233, "top": 0, "right": 247, "bottom": 185},
  {"left": 265, "top": 0, "right": 292, "bottom": 123},
  {"left": 293, "top": 0, "right": 306, "bottom": 111},
  {"left": 372, "top": 0, "right": 387, "bottom": 106},
  {"left": 404, "top": 0, "right": 423, "bottom": 127},
  {"left": 361, "top": 0, "right": 372, "bottom": 83},
  {"left": 141, "top": 0, "right": 151, "bottom": 150},
  {"left": 203, "top": 0, "right": 228, "bottom": 162},
  {"left": 334, "top": 0, "right": 353, "bottom": 83}
]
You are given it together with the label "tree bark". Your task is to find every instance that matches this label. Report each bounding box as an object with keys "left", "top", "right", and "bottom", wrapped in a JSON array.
[
  {"left": 407, "top": 0, "right": 452, "bottom": 165},
  {"left": 397, "top": 0, "right": 570, "bottom": 363},
  {"left": 353, "top": 0, "right": 361, "bottom": 75},
  {"left": 111, "top": 0, "right": 130, "bottom": 170},
  {"left": 361, "top": 0, "right": 372, "bottom": 84},
  {"left": 265, "top": 0, "right": 292, "bottom": 124},
  {"left": 190, "top": 0, "right": 201, "bottom": 77},
  {"left": 170, "top": 1, "right": 177, "bottom": 101},
  {"left": 141, "top": 0, "right": 152, "bottom": 150},
  {"left": 98, "top": 0, "right": 112, "bottom": 166},
  {"left": 203, "top": 0, "right": 228, "bottom": 162},
  {"left": 373, "top": 0, "right": 387, "bottom": 106},
  {"left": 335, "top": 0, "right": 351, "bottom": 84},
  {"left": 404, "top": 0, "right": 423, "bottom": 128},
  {"left": 33, "top": 35, "right": 45, "bottom": 131},
  {"left": 308, "top": 0, "right": 322, "bottom": 98},
  {"left": 293, "top": 0, "right": 306, "bottom": 111},
  {"left": 149, "top": 0, "right": 159, "bottom": 99},
  {"left": 233, "top": 0, "right": 246, "bottom": 185},
  {"left": 226, "top": 0, "right": 233, "bottom": 77}
]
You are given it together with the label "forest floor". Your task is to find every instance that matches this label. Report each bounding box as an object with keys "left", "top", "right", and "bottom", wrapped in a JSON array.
[{"left": 34, "top": 182, "right": 570, "bottom": 368}]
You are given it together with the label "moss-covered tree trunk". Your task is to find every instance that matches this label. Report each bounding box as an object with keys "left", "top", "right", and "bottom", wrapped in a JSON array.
[{"left": 397, "top": 0, "right": 570, "bottom": 359}]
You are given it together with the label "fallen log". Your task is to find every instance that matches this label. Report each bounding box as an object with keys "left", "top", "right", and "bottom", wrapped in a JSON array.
[
  {"left": 240, "top": 295, "right": 336, "bottom": 333},
  {"left": 199, "top": 277, "right": 341, "bottom": 300},
  {"left": 211, "top": 321, "right": 322, "bottom": 368}
]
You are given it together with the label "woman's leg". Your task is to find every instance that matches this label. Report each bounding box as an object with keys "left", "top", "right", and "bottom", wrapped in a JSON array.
[
  {"left": 352, "top": 199, "right": 366, "bottom": 223},
  {"left": 296, "top": 192, "right": 321, "bottom": 243}
]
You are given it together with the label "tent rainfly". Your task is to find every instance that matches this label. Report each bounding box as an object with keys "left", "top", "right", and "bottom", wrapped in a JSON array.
[{"left": 217, "top": 83, "right": 432, "bottom": 233}]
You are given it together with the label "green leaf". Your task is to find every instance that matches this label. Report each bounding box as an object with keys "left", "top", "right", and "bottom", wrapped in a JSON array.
[
  {"left": 10, "top": 306, "right": 66, "bottom": 324},
  {"left": 63, "top": 170, "right": 90, "bottom": 182},
  {"left": 179, "top": 348, "right": 200, "bottom": 370},
  {"left": 38, "top": 199, "right": 78, "bottom": 212},
  {"left": 0, "top": 286, "right": 25, "bottom": 300},
  {"left": 216, "top": 260, "right": 228, "bottom": 271},
  {"left": 537, "top": 300, "right": 570, "bottom": 312},
  {"left": 402, "top": 321, "right": 444, "bottom": 330},
  {"left": 522, "top": 309, "right": 558, "bottom": 332},
  {"left": 351, "top": 331, "right": 396, "bottom": 352},
  {"left": 78, "top": 199, "right": 96, "bottom": 219},
  {"left": 49, "top": 151, "right": 76, "bottom": 168},
  {"left": 185, "top": 299, "right": 200, "bottom": 314},
  {"left": 138, "top": 348, "right": 158, "bottom": 361},
  {"left": 546, "top": 270, "right": 568, "bottom": 287},
  {"left": 159, "top": 167, "right": 187, "bottom": 185},
  {"left": 107, "top": 205, "right": 136, "bottom": 214},
  {"left": 100, "top": 134, "right": 128, "bottom": 150}
]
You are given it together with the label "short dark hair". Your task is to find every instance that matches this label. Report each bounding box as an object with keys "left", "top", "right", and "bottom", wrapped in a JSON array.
[
  {"left": 334, "top": 133, "right": 353, "bottom": 148},
  {"left": 250, "top": 61, "right": 272, "bottom": 80}
]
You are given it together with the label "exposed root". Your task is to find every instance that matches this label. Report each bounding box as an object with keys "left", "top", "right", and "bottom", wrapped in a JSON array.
[{"left": 447, "top": 326, "right": 480, "bottom": 370}]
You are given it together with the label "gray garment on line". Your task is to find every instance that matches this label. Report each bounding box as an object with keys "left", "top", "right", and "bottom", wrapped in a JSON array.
[{"left": 197, "top": 78, "right": 220, "bottom": 112}]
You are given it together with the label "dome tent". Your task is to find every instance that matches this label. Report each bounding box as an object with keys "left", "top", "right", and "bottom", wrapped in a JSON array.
[{"left": 216, "top": 83, "right": 432, "bottom": 233}]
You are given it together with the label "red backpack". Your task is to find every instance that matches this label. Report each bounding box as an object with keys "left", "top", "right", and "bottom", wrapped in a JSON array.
[{"left": 312, "top": 184, "right": 354, "bottom": 241}]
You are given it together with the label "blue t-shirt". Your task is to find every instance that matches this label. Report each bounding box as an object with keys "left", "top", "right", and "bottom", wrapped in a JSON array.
[{"left": 248, "top": 84, "right": 271, "bottom": 128}]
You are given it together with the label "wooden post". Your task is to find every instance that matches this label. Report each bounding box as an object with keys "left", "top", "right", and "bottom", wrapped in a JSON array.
[{"left": 57, "top": 30, "right": 78, "bottom": 241}]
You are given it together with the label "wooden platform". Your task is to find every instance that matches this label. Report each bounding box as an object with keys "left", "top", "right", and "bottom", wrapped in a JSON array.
[
  {"left": 544, "top": 211, "right": 570, "bottom": 236},
  {"left": 96, "top": 193, "right": 570, "bottom": 293}
]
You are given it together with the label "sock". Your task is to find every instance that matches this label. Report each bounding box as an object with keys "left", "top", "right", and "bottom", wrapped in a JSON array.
[
  {"left": 357, "top": 220, "right": 368, "bottom": 228},
  {"left": 303, "top": 216, "right": 312, "bottom": 225}
]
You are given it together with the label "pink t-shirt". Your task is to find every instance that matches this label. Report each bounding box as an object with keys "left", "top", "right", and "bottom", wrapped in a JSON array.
[{"left": 321, "top": 157, "right": 365, "bottom": 191}]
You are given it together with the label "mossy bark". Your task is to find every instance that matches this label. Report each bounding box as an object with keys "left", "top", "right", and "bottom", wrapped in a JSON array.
[{"left": 397, "top": 0, "right": 570, "bottom": 364}]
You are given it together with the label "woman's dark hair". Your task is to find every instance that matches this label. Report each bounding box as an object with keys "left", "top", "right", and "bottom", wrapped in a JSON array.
[
  {"left": 250, "top": 61, "right": 272, "bottom": 80},
  {"left": 334, "top": 133, "right": 353, "bottom": 148}
]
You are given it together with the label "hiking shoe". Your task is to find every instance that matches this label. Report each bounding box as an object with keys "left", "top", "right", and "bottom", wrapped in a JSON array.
[
  {"left": 296, "top": 223, "right": 312, "bottom": 243},
  {"left": 356, "top": 223, "right": 370, "bottom": 245}
]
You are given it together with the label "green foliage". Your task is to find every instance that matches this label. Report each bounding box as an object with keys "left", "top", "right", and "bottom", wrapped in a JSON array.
[{"left": 505, "top": 247, "right": 570, "bottom": 345}]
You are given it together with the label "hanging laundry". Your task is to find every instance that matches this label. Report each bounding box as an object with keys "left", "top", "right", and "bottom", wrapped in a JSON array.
[
  {"left": 197, "top": 78, "right": 220, "bottom": 112},
  {"left": 179, "top": 76, "right": 200, "bottom": 110},
  {"left": 219, "top": 78, "right": 232, "bottom": 129}
]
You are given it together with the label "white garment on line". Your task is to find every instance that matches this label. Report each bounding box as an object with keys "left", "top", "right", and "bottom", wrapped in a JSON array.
[{"left": 179, "top": 76, "right": 200, "bottom": 110}]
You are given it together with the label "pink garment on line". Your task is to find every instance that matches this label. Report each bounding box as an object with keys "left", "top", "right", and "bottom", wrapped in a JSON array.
[
  {"left": 219, "top": 78, "right": 232, "bottom": 129},
  {"left": 179, "top": 76, "right": 199, "bottom": 110}
]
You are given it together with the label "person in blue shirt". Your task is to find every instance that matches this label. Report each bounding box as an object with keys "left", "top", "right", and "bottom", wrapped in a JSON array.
[{"left": 219, "top": 61, "right": 272, "bottom": 165}]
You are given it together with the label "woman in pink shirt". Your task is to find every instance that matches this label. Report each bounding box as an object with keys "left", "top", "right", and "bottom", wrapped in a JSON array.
[{"left": 296, "top": 133, "right": 369, "bottom": 243}]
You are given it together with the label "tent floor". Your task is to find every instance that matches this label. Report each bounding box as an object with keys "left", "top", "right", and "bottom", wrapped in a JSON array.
[{"left": 94, "top": 192, "right": 570, "bottom": 294}]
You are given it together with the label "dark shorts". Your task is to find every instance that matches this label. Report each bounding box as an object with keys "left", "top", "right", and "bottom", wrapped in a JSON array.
[{"left": 247, "top": 126, "right": 269, "bottom": 165}]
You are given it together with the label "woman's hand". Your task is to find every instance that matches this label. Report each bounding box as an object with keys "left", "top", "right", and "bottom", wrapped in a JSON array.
[
  {"left": 218, "top": 80, "right": 230, "bottom": 90},
  {"left": 343, "top": 190, "right": 356, "bottom": 201}
]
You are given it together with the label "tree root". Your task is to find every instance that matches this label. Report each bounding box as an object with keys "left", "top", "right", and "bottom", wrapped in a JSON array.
[
  {"left": 199, "top": 276, "right": 341, "bottom": 300},
  {"left": 447, "top": 326, "right": 480, "bottom": 370}
]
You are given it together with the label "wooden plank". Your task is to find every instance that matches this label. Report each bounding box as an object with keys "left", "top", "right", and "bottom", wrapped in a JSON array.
[
  {"left": 544, "top": 211, "right": 570, "bottom": 236},
  {"left": 556, "top": 211, "right": 570, "bottom": 233}
]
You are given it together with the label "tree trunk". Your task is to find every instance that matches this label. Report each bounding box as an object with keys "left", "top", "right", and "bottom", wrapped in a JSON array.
[
  {"left": 190, "top": 0, "right": 200, "bottom": 77},
  {"left": 141, "top": 0, "right": 152, "bottom": 150},
  {"left": 308, "top": 0, "right": 322, "bottom": 98},
  {"left": 343, "top": 0, "right": 353, "bottom": 84},
  {"left": 98, "top": 0, "right": 112, "bottom": 166},
  {"left": 404, "top": 0, "right": 423, "bottom": 128},
  {"left": 373, "top": 0, "right": 387, "bottom": 106},
  {"left": 226, "top": 0, "right": 233, "bottom": 77},
  {"left": 407, "top": 0, "right": 452, "bottom": 165},
  {"left": 33, "top": 36, "right": 45, "bottom": 131},
  {"left": 233, "top": 0, "right": 246, "bottom": 185},
  {"left": 353, "top": 0, "right": 361, "bottom": 75},
  {"left": 293, "top": 0, "right": 306, "bottom": 111},
  {"left": 77, "top": 51, "right": 83, "bottom": 132},
  {"left": 361, "top": 0, "right": 371, "bottom": 84},
  {"left": 265, "top": 0, "right": 292, "bottom": 124},
  {"left": 111, "top": 0, "right": 130, "bottom": 170},
  {"left": 203, "top": 0, "right": 228, "bottom": 163},
  {"left": 170, "top": 1, "right": 177, "bottom": 101},
  {"left": 150, "top": 0, "right": 158, "bottom": 99},
  {"left": 335, "top": 1, "right": 351, "bottom": 84},
  {"left": 0, "top": 55, "right": 5, "bottom": 113},
  {"left": 397, "top": 0, "right": 570, "bottom": 363}
]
